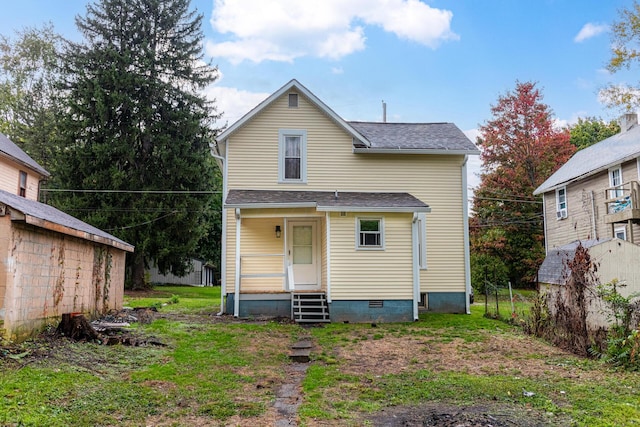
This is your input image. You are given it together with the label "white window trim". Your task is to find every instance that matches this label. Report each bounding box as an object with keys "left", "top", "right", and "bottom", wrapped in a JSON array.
[
  {"left": 356, "top": 217, "right": 385, "bottom": 250},
  {"left": 278, "top": 129, "right": 307, "bottom": 184},
  {"left": 615, "top": 225, "right": 627, "bottom": 241},
  {"left": 609, "top": 165, "right": 623, "bottom": 198},
  {"left": 555, "top": 186, "right": 567, "bottom": 220},
  {"left": 417, "top": 212, "right": 427, "bottom": 269}
]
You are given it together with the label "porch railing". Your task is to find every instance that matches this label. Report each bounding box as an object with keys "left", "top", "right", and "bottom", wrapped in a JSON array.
[{"left": 603, "top": 180, "right": 640, "bottom": 223}]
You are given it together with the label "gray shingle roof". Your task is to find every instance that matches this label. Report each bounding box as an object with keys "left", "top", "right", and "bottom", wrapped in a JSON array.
[
  {"left": 348, "top": 122, "right": 479, "bottom": 153},
  {"left": 0, "top": 189, "right": 133, "bottom": 252},
  {"left": 534, "top": 126, "right": 640, "bottom": 195},
  {"left": 537, "top": 239, "right": 610, "bottom": 285},
  {"left": 225, "top": 189, "right": 430, "bottom": 212},
  {"left": 0, "top": 133, "right": 49, "bottom": 177}
]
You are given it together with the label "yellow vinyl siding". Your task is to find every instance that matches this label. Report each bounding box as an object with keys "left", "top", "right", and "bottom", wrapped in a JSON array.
[
  {"left": 226, "top": 90, "right": 468, "bottom": 295},
  {"left": 330, "top": 212, "right": 413, "bottom": 300}
]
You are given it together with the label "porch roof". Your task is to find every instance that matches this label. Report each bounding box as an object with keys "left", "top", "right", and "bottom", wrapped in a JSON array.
[{"left": 225, "top": 189, "right": 430, "bottom": 213}]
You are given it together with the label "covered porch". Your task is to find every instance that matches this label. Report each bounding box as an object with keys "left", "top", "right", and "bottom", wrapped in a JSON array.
[{"left": 223, "top": 189, "right": 430, "bottom": 323}]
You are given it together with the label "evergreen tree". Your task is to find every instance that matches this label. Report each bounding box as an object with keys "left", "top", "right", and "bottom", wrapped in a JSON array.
[{"left": 54, "top": 0, "right": 220, "bottom": 288}]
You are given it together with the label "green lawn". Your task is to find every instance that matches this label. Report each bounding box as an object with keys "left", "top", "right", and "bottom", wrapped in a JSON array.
[{"left": 0, "top": 286, "right": 638, "bottom": 426}]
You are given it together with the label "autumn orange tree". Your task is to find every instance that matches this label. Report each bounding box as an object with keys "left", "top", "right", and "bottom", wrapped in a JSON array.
[{"left": 471, "top": 82, "right": 575, "bottom": 288}]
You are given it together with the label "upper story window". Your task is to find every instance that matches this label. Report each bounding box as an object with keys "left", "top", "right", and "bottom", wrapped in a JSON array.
[
  {"left": 288, "top": 93, "right": 298, "bottom": 108},
  {"left": 609, "top": 165, "right": 623, "bottom": 198},
  {"left": 357, "top": 217, "right": 384, "bottom": 250},
  {"left": 615, "top": 225, "right": 627, "bottom": 240},
  {"left": 18, "top": 171, "right": 27, "bottom": 197},
  {"left": 278, "top": 129, "right": 307, "bottom": 183},
  {"left": 555, "top": 187, "right": 567, "bottom": 219}
]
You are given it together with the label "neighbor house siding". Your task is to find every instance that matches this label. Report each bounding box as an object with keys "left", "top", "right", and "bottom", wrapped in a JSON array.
[
  {"left": 544, "top": 158, "right": 640, "bottom": 249},
  {"left": 0, "top": 157, "right": 41, "bottom": 200},
  {"left": 329, "top": 212, "right": 413, "bottom": 300},
  {"left": 226, "top": 91, "right": 467, "bottom": 295}
]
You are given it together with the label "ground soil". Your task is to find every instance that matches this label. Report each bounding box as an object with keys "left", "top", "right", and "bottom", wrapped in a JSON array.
[{"left": 0, "top": 297, "right": 583, "bottom": 426}]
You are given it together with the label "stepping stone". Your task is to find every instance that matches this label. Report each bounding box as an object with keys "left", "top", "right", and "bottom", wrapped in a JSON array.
[
  {"left": 289, "top": 348, "right": 311, "bottom": 363},
  {"left": 291, "top": 340, "right": 312, "bottom": 349}
]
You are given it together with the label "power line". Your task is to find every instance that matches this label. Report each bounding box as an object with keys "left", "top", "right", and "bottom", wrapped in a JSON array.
[
  {"left": 104, "top": 211, "right": 178, "bottom": 231},
  {"left": 42, "top": 189, "right": 221, "bottom": 194}
]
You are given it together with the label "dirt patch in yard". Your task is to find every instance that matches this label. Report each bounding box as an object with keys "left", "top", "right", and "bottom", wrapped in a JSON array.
[{"left": 337, "top": 332, "right": 603, "bottom": 382}]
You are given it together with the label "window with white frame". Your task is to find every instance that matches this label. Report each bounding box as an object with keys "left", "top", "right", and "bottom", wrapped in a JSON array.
[
  {"left": 357, "top": 217, "right": 384, "bottom": 249},
  {"left": 278, "top": 129, "right": 307, "bottom": 183},
  {"left": 615, "top": 225, "right": 627, "bottom": 240},
  {"left": 609, "top": 165, "right": 623, "bottom": 198},
  {"left": 555, "top": 187, "right": 567, "bottom": 219},
  {"left": 416, "top": 213, "right": 427, "bottom": 269}
]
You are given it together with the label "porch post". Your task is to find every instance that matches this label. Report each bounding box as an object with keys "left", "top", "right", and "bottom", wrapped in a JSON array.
[
  {"left": 412, "top": 213, "right": 420, "bottom": 321},
  {"left": 325, "top": 211, "right": 331, "bottom": 303},
  {"left": 462, "top": 155, "right": 472, "bottom": 315},
  {"left": 234, "top": 208, "right": 241, "bottom": 317}
]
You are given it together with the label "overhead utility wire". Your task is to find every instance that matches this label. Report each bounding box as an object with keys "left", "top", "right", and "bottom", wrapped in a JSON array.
[{"left": 41, "top": 189, "right": 221, "bottom": 194}]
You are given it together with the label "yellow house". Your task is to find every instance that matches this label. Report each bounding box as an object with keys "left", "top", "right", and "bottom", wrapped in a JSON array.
[
  {"left": 214, "top": 80, "right": 479, "bottom": 322},
  {"left": 0, "top": 133, "right": 134, "bottom": 340}
]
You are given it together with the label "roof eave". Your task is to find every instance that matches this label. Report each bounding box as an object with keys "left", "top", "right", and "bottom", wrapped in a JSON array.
[
  {"left": 22, "top": 214, "right": 134, "bottom": 252},
  {"left": 0, "top": 151, "right": 50, "bottom": 178},
  {"left": 216, "top": 79, "right": 371, "bottom": 147},
  {"left": 224, "top": 202, "right": 318, "bottom": 210},
  {"left": 352, "top": 147, "right": 480, "bottom": 155},
  {"left": 317, "top": 206, "right": 431, "bottom": 213}
]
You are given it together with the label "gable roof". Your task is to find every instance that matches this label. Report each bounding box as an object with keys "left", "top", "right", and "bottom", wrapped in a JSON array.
[
  {"left": 534, "top": 125, "right": 640, "bottom": 195},
  {"left": 349, "top": 121, "right": 479, "bottom": 154},
  {"left": 0, "top": 189, "right": 133, "bottom": 252},
  {"left": 225, "top": 189, "right": 430, "bottom": 213},
  {"left": 0, "top": 133, "right": 49, "bottom": 177},
  {"left": 216, "top": 79, "right": 370, "bottom": 147},
  {"left": 215, "top": 79, "right": 479, "bottom": 155}
]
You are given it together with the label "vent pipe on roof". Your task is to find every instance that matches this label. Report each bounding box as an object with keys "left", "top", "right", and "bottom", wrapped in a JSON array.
[
  {"left": 382, "top": 100, "right": 387, "bottom": 123},
  {"left": 619, "top": 113, "right": 638, "bottom": 133}
]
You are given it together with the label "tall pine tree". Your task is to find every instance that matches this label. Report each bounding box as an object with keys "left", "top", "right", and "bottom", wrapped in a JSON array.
[{"left": 54, "top": 0, "right": 220, "bottom": 288}]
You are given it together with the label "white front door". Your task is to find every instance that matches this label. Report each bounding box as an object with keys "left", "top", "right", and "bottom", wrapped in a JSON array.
[{"left": 287, "top": 220, "right": 320, "bottom": 290}]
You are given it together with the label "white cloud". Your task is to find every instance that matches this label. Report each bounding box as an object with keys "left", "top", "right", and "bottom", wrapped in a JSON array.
[
  {"left": 207, "top": 0, "right": 458, "bottom": 64},
  {"left": 574, "top": 23, "right": 608, "bottom": 43},
  {"left": 204, "top": 84, "right": 270, "bottom": 126}
]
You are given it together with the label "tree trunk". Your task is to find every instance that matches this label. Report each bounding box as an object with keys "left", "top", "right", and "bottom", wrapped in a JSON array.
[{"left": 131, "top": 252, "right": 147, "bottom": 290}]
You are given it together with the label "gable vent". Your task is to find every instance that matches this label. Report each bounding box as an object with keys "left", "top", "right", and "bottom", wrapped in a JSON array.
[
  {"left": 288, "top": 93, "right": 298, "bottom": 108},
  {"left": 369, "top": 300, "right": 384, "bottom": 308}
]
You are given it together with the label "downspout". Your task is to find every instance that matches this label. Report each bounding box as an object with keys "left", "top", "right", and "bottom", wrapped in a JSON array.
[
  {"left": 412, "top": 212, "right": 420, "bottom": 321},
  {"left": 210, "top": 146, "right": 227, "bottom": 316},
  {"left": 234, "top": 208, "right": 241, "bottom": 317},
  {"left": 542, "top": 196, "right": 548, "bottom": 254},
  {"left": 462, "top": 155, "right": 472, "bottom": 315},
  {"left": 325, "top": 211, "right": 332, "bottom": 303},
  {"left": 590, "top": 191, "right": 597, "bottom": 240}
]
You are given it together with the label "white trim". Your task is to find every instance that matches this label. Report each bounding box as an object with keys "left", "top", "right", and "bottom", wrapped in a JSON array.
[
  {"left": 609, "top": 164, "right": 623, "bottom": 198},
  {"left": 355, "top": 216, "right": 384, "bottom": 250},
  {"left": 217, "top": 79, "right": 370, "bottom": 147},
  {"left": 412, "top": 213, "right": 419, "bottom": 320},
  {"left": 286, "top": 219, "right": 321, "bottom": 290},
  {"left": 278, "top": 129, "right": 307, "bottom": 183},
  {"left": 615, "top": 225, "right": 627, "bottom": 240},
  {"left": 219, "top": 143, "right": 229, "bottom": 314},
  {"left": 325, "top": 211, "right": 332, "bottom": 303},
  {"left": 462, "top": 156, "right": 471, "bottom": 315},
  {"left": 542, "top": 196, "right": 548, "bottom": 254},
  {"left": 555, "top": 186, "right": 567, "bottom": 220},
  {"left": 317, "top": 206, "right": 431, "bottom": 213},
  {"left": 417, "top": 212, "right": 427, "bottom": 269},
  {"left": 353, "top": 147, "right": 480, "bottom": 155},
  {"left": 234, "top": 208, "right": 241, "bottom": 317}
]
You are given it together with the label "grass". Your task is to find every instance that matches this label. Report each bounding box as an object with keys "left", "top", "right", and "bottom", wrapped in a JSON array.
[{"left": 1, "top": 286, "right": 639, "bottom": 426}]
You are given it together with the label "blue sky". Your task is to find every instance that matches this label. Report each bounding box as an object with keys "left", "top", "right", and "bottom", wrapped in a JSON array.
[{"left": 0, "top": 0, "right": 637, "bottom": 189}]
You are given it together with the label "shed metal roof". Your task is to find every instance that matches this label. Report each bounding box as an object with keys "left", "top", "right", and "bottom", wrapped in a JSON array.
[
  {"left": 534, "top": 125, "right": 640, "bottom": 195},
  {"left": 0, "top": 189, "right": 134, "bottom": 252},
  {"left": 0, "top": 133, "right": 49, "bottom": 177},
  {"left": 225, "top": 189, "right": 430, "bottom": 212}
]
